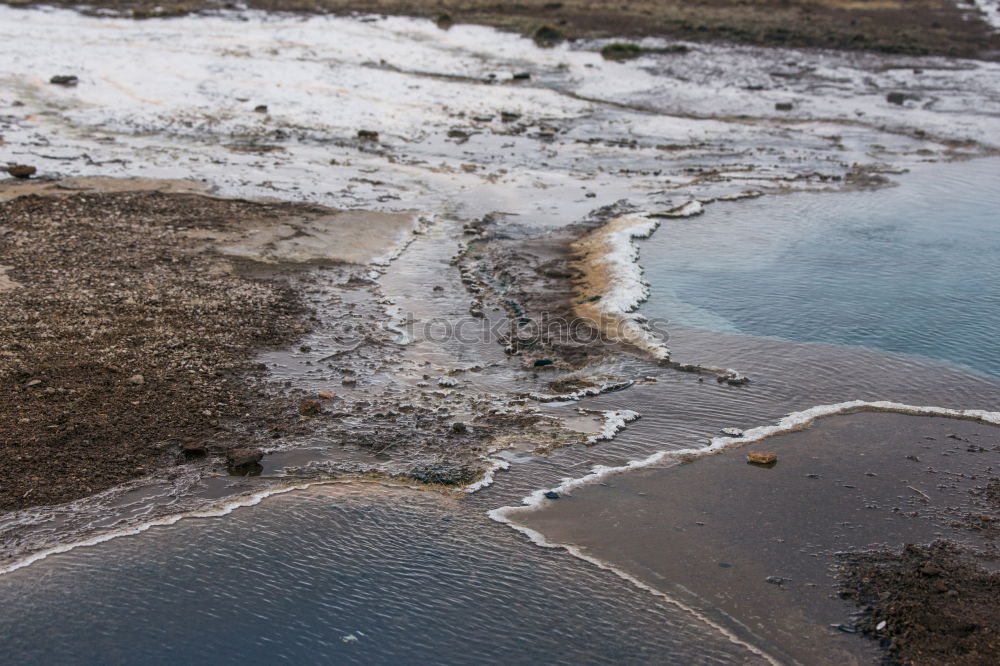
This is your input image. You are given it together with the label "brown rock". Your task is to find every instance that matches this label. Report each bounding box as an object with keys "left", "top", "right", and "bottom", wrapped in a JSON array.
[
  {"left": 226, "top": 447, "right": 263, "bottom": 467},
  {"left": 318, "top": 391, "right": 335, "bottom": 400},
  {"left": 7, "top": 164, "right": 36, "bottom": 179},
  {"left": 747, "top": 451, "right": 778, "bottom": 466}
]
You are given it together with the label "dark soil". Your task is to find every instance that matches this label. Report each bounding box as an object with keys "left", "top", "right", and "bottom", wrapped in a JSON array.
[
  {"left": 839, "top": 541, "right": 1000, "bottom": 666},
  {"left": 0, "top": 190, "right": 314, "bottom": 511},
  {"left": 2, "top": 0, "right": 997, "bottom": 59}
]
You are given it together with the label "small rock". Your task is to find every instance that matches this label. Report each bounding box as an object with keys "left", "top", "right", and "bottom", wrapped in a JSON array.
[
  {"left": 254, "top": 104, "right": 268, "bottom": 113},
  {"left": 24, "top": 379, "right": 42, "bottom": 388},
  {"left": 876, "top": 620, "right": 887, "bottom": 632},
  {"left": 500, "top": 111, "right": 521, "bottom": 122},
  {"left": 747, "top": 451, "right": 778, "bottom": 466},
  {"left": 49, "top": 74, "right": 79, "bottom": 86},
  {"left": 451, "top": 422, "right": 468, "bottom": 434},
  {"left": 357, "top": 129, "right": 379, "bottom": 141},
  {"left": 437, "top": 377, "right": 458, "bottom": 387},
  {"left": 7, "top": 164, "right": 37, "bottom": 179},
  {"left": 226, "top": 447, "right": 263, "bottom": 467},
  {"left": 544, "top": 490, "right": 560, "bottom": 500},
  {"left": 318, "top": 391, "right": 335, "bottom": 400},
  {"left": 533, "top": 359, "right": 554, "bottom": 367},
  {"left": 887, "top": 92, "right": 906, "bottom": 105},
  {"left": 765, "top": 575, "right": 791, "bottom": 586},
  {"left": 299, "top": 399, "right": 322, "bottom": 416},
  {"left": 774, "top": 102, "right": 793, "bottom": 111},
  {"left": 127, "top": 374, "right": 145, "bottom": 385},
  {"left": 512, "top": 72, "right": 531, "bottom": 80},
  {"left": 721, "top": 427, "right": 744, "bottom": 438}
]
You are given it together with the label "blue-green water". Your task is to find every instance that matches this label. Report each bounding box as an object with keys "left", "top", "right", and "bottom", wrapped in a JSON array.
[{"left": 641, "top": 159, "right": 1000, "bottom": 376}]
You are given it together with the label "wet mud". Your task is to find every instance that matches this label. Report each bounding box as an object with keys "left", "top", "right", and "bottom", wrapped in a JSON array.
[{"left": 510, "top": 411, "right": 1000, "bottom": 664}]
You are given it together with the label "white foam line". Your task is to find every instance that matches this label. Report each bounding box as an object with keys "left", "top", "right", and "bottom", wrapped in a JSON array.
[
  {"left": 583, "top": 213, "right": 660, "bottom": 315},
  {"left": 0, "top": 481, "right": 325, "bottom": 576},
  {"left": 497, "top": 400, "right": 1000, "bottom": 516},
  {"left": 585, "top": 409, "right": 641, "bottom": 444},
  {"left": 489, "top": 399, "right": 1000, "bottom": 660},
  {"left": 658, "top": 200, "right": 705, "bottom": 218},
  {"left": 527, "top": 379, "right": 635, "bottom": 403},
  {"left": 488, "top": 511, "right": 780, "bottom": 665},
  {"left": 464, "top": 458, "right": 511, "bottom": 494},
  {"left": 573, "top": 213, "right": 672, "bottom": 361}
]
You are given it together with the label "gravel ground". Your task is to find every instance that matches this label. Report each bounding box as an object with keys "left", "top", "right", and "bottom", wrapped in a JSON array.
[{"left": 0, "top": 189, "right": 314, "bottom": 511}]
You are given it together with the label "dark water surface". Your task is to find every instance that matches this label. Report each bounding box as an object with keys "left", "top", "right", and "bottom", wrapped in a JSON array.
[{"left": 0, "top": 484, "right": 762, "bottom": 665}]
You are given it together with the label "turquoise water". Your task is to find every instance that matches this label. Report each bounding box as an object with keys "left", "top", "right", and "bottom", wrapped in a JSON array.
[{"left": 641, "top": 159, "right": 1000, "bottom": 376}]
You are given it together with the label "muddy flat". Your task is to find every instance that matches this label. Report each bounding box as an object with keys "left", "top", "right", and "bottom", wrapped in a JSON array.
[{"left": 514, "top": 411, "right": 1000, "bottom": 664}]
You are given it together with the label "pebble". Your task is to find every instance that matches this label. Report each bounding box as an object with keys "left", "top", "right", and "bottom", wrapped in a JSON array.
[{"left": 49, "top": 74, "right": 79, "bottom": 86}]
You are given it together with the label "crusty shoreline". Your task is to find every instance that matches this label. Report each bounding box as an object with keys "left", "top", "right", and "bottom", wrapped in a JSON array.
[{"left": 1, "top": 0, "right": 998, "bottom": 59}]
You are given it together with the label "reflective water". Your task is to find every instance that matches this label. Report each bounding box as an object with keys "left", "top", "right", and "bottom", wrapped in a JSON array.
[
  {"left": 0, "top": 484, "right": 762, "bottom": 665},
  {"left": 641, "top": 158, "right": 1000, "bottom": 376}
]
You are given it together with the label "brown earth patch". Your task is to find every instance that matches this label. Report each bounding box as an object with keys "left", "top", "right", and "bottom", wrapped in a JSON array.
[
  {"left": 3, "top": 0, "right": 997, "bottom": 59},
  {"left": 0, "top": 189, "right": 319, "bottom": 511}
]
